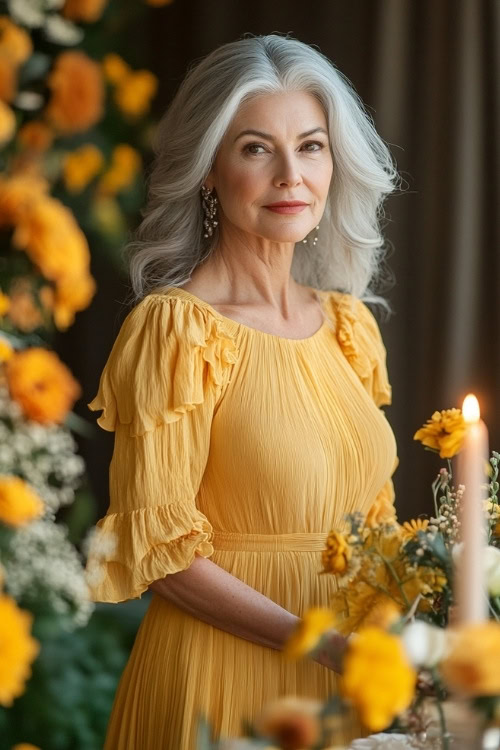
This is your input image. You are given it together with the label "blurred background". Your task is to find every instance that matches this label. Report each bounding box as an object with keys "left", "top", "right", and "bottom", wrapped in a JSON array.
[{"left": 0, "top": 0, "right": 497, "bottom": 747}]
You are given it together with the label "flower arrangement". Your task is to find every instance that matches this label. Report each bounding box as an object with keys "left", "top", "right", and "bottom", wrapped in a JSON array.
[{"left": 198, "top": 409, "right": 500, "bottom": 750}]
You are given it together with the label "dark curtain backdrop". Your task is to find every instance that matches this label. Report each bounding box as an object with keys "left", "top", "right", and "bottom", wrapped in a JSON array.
[{"left": 64, "top": 0, "right": 499, "bottom": 524}]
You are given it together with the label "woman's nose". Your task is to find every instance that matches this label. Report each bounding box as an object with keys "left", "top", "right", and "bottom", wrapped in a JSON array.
[{"left": 273, "top": 153, "right": 302, "bottom": 188}]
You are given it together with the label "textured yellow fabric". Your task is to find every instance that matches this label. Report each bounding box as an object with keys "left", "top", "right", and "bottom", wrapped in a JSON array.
[{"left": 86, "top": 286, "right": 398, "bottom": 749}]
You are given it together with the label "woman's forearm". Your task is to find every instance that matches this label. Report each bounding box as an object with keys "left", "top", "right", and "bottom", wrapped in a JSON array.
[{"left": 148, "top": 554, "right": 300, "bottom": 651}]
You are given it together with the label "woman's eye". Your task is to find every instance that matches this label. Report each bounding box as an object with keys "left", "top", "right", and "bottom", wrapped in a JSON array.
[
  {"left": 302, "top": 141, "right": 325, "bottom": 152},
  {"left": 244, "top": 143, "right": 267, "bottom": 155}
]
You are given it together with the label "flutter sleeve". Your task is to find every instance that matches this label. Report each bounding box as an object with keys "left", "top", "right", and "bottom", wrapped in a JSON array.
[
  {"left": 331, "top": 292, "right": 397, "bottom": 524},
  {"left": 85, "top": 294, "right": 239, "bottom": 603}
]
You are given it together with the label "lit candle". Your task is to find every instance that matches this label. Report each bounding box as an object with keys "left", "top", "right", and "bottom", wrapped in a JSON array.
[{"left": 454, "top": 394, "right": 489, "bottom": 624}]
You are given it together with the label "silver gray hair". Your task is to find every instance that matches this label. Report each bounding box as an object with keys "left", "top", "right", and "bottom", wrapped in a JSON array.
[{"left": 126, "top": 34, "right": 402, "bottom": 305}]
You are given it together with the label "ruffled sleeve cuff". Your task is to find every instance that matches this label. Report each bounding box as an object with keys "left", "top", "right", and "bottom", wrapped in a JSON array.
[
  {"left": 329, "top": 292, "right": 392, "bottom": 407},
  {"left": 88, "top": 293, "right": 239, "bottom": 436},
  {"left": 85, "top": 503, "right": 214, "bottom": 603}
]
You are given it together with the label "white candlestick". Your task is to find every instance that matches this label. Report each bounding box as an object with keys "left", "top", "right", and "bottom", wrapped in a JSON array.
[{"left": 454, "top": 394, "right": 489, "bottom": 624}]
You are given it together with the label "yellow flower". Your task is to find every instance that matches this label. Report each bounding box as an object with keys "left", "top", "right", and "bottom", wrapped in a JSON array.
[
  {"left": 414, "top": 408, "right": 466, "bottom": 459},
  {"left": 62, "top": 0, "right": 109, "bottom": 22},
  {"left": 0, "top": 173, "right": 49, "bottom": 228},
  {"left": 45, "top": 50, "right": 104, "bottom": 134},
  {"left": 0, "top": 291, "right": 10, "bottom": 316},
  {"left": 322, "top": 530, "right": 352, "bottom": 574},
  {"left": 284, "top": 607, "right": 335, "bottom": 659},
  {"left": 0, "top": 17, "right": 32, "bottom": 65},
  {"left": 101, "top": 53, "right": 130, "bottom": 85},
  {"left": 53, "top": 272, "right": 96, "bottom": 330},
  {"left": 254, "top": 697, "right": 322, "bottom": 750},
  {"left": 340, "top": 626, "right": 417, "bottom": 731},
  {"left": 401, "top": 518, "right": 429, "bottom": 542},
  {"left": 98, "top": 144, "right": 141, "bottom": 195},
  {"left": 12, "top": 745, "right": 41, "bottom": 750},
  {"left": 114, "top": 69, "right": 157, "bottom": 117},
  {"left": 0, "top": 476, "right": 44, "bottom": 526},
  {"left": 0, "top": 336, "right": 13, "bottom": 362},
  {"left": 18, "top": 121, "right": 54, "bottom": 152},
  {"left": 63, "top": 144, "right": 104, "bottom": 193},
  {"left": 440, "top": 622, "right": 500, "bottom": 696},
  {"left": 0, "top": 100, "right": 15, "bottom": 145},
  {"left": 366, "top": 480, "right": 398, "bottom": 528},
  {"left": 5, "top": 347, "right": 81, "bottom": 424},
  {"left": 0, "top": 594, "right": 40, "bottom": 706}
]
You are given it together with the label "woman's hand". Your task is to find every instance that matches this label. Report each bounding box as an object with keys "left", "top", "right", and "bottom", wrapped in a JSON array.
[{"left": 312, "top": 628, "right": 355, "bottom": 675}]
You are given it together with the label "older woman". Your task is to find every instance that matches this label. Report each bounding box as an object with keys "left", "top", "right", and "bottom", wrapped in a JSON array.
[{"left": 87, "top": 34, "right": 400, "bottom": 749}]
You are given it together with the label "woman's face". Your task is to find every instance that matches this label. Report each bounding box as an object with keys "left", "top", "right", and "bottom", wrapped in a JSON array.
[{"left": 206, "top": 91, "right": 333, "bottom": 245}]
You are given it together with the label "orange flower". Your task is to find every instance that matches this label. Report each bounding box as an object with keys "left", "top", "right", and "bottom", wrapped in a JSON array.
[
  {"left": 254, "top": 696, "right": 322, "bottom": 750},
  {"left": 0, "top": 17, "right": 32, "bottom": 65},
  {"left": 12, "top": 194, "right": 91, "bottom": 283},
  {"left": 0, "top": 100, "right": 15, "bottom": 145},
  {"left": 5, "top": 347, "right": 81, "bottom": 424},
  {"left": 62, "top": 0, "right": 109, "bottom": 22},
  {"left": 114, "top": 69, "right": 157, "bottom": 117},
  {"left": 440, "top": 622, "right": 500, "bottom": 696},
  {"left": 0, "top": 173, "right": 49, "bottom": 227},
  {"left": 53, "top": 272, "right": 96, "bottom": 330},
  {"left": 63, "top": 143, "right": 104, "bottom": 192},
  {"left": 45, "top": 51, "right": 104, "bottom": 134},
  {"left": 0, "top": 291, "right": 9, "bottom": 316},
  {"left": 102, "top": 53, "right": 130, "bottom": 85},
  {"left": 98, "top": 144, "right": 141, "bottom": 195},
  {"left": 0, "top": 476, "right": 44, "bottom": 526},
  {"left": 12, "top": 745, "right": 41, "bottom": 750},
  {"left": 414, "top": 408, "right": 466, "bottom": 459},
  {"left": 18, "top": 121, "right": 54, "bottom": 152}
]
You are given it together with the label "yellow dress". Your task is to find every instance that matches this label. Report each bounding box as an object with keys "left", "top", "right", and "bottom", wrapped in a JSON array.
[{"left": 86, "top": 285, "right": 398, "bottom": 749}]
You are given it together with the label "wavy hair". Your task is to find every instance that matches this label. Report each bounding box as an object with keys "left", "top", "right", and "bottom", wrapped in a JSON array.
[{"left": 126, "top": 33, "right": 401, "bottom": 305}]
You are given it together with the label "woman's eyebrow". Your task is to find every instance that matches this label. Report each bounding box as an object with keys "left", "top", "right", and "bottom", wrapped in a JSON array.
[{"left": 233, "top": 127, "right": 328, "bottom": 143}]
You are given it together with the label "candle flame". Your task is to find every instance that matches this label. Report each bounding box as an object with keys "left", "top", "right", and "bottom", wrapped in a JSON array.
[{"left": 462, "top": 393, "right": 480, "bottom": 423}]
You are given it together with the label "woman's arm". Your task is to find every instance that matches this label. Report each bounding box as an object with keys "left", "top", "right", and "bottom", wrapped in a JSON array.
[{"left": 148, "top": 555, "right": 348, "bottom": 672}]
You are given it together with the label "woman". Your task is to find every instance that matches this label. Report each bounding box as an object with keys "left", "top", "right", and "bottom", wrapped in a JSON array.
[{"left": 86, "top": 34, "right": 400, "bottom": 749}]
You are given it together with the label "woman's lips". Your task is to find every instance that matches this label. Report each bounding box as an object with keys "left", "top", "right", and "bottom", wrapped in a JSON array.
[{"left": 264, "top": 204, "right": 308, "bottom": 214}]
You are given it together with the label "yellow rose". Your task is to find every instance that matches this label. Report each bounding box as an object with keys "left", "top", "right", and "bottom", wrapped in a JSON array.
[
  {"left": 0, "top": 594, "right": 39, "bottom": 706},
  {"left": 414, "top": 408, "right": 466, "bottom": 459},
  {"left": 440, "top": 622, "right": 500, "bottom": 696},
  {"left": 284, "top": 607, "right": 336, "bottom": 659},
  {"left": 322, "top": 530, "right": 352, "bottom": 574},
  {"left": 63, "top": 143, "right": 104, "bottom": 193},
  {"left": 340, "top": 626, "right": 416, "bottom": 731},
  {"left": 0, "top": 476, "right": 44, "bottom": 527}
]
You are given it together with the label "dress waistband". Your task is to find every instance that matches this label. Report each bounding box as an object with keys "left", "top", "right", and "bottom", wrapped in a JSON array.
[{"left": 211, "top": 531, "right": 327, "bottom": 552}]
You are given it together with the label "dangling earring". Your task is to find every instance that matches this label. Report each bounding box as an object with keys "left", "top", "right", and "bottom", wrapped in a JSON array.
[
  {"left": 201, "top": 185, "right": 218, "bottom": 238},
  {"left": 302, "top": 224, "right": 320, "bottom": 246}
]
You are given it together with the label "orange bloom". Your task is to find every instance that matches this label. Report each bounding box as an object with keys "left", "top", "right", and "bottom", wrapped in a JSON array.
[
  {"left": 53, "top": 272, "right": 96, "bottom": 330},
  {"left": 254, "top": 697, "right": 322, "bottom": 750},
  {"left": 5, "top": 347, "right": 81, "bottom": 424},
  {"left": 0, "top": 100, "right": 15, "bottom": 145},
  {"left": 0, "top": 17, "right": 32, "bottom": 65},
  {"left": 63, "top": 0, "right": 109, "bottom": 22},
  {"left": 0, "top": 594, "right": 39, "bottom": 707},
  {"left": 45, "top": 51, "right": 104, "bottom": 134},
  {"left": 0, "top": 291, "right": 9, "bottom": 316},
  {"left": 440, "top": 622, "right": 500, "bottom": 696},
  {"left": 414, "top": 408, "right": 466, "bottom": 459},
  {"left": 18, "top": 121, "right": 54, "bottom": 152},
  {"left": 98, "top": 144, "right": 141, "bottom": 195},
  {"left": 63, "top": 143, "right": 104, "bottom": 192},
  {"left": 102, "top": 53, "right": 130, "bottom": 85},
  {"left": 0, "top": 336, "right": 13, "bottom": 362},
  {"left": 114, "top": 69, "right": 157, "bottom": 117},
  {"left": 0, "top": 476, "right": 44, "bottom": 526},
  {"left": 0, "top": 173, "right": 49, "bottom": 227},
  {"left": 12, "top": 745, "right": 41, "bottom": 750}
]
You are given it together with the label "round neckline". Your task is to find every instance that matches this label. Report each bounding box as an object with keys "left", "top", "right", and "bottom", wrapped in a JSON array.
[{"left": 162, "top": 286, "right": 331, "bottom": 343}]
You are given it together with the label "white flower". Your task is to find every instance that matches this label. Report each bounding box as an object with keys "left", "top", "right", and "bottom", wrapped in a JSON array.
[
  {"left": 484, "top": 545, "right": 500, "bottom": 597},
  {"left": 43, "top": 14, "right": 84, "bottom": 45},
  {"left": 8, "top": 0, "right": 45, "bottom": 27},
  {"left": 401, "top": 620, "right": 448, "bottom": 668}
]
